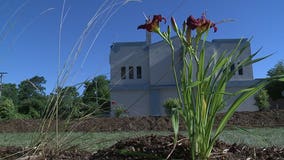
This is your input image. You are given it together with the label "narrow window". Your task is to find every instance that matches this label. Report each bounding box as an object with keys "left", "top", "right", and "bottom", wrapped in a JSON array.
[
  {"left": 238, "top": 66, "right": 243, "bottom": 75},
  {"left": 137, "top": 66, "right": 142, "bottom": 79},
  {"left": 230, "top": 63, "right": 235, "bottom": 75},
  {"left": 121, "top": 67, "right": 126, "bottom": 79},
  {"left": 238, "top": 62, "right": 243, "bottom": 75},
  {"left": 129, "top": 66, "right": 134, "bottom": 79},
  {"left": 230, "top": 63, "right": 235, "bottom": 72}
]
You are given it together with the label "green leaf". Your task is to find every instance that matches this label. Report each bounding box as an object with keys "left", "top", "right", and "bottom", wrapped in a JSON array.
[{"left": 213, "top": 79, "right": 270, "bottom": 142}]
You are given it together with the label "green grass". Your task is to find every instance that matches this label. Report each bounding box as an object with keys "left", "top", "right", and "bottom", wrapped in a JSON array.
[
  {"left": 0, "top": 131, "right": 170, "bottom": 152},
  {"left": 219, "top": 127, "right": 284, "bottom": 147},
  {"left": 0, "top": 128, "right": 283, "bottom": 152}
]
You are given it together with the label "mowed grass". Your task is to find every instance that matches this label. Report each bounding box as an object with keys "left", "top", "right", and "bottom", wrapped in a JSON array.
[{"left": 0, "top": 127, "right": 283, "bottom": 152}]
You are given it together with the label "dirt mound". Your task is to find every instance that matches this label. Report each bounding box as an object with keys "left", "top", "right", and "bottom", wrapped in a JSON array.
[
  {"left": 91, "top": 134, "right": 284, "bottom": 160},
  {"left": 68, "top": 109, "right": 284, "bottom": 132},
  {"left": 0, "top": 110, "right": 284, "bottom": 133}
]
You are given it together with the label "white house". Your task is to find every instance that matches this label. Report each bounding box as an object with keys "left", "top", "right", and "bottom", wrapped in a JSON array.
[{"left": 109, "top": 32, "right": 259, "bottom": 116}]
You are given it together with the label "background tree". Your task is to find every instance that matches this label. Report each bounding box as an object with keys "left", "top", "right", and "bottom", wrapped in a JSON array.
[
  {"left": 53, "top": 86, "right": 82, "bottom": 119},
  {"left": 82, "top": 75, "right": 110, "bottom": 115},
  {"left": 0, "top": 96, "right": 17, "bottom": 119},
  {"left": 17, "top": 76, "right": 47, "bottom": 118},
  {"left": 266, "top": 61, "right": 284, "bottom": 100},
  {"left": 1, "top": 83, "right": 19, "bottom": 105}
]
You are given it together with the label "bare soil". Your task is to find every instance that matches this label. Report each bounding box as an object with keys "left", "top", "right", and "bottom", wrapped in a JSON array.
[
  {"left": 0, "top": 110, "right": 284, "bottom": 133},
  {"left": 0, "top": 110, "right": 283, "bottom": 159},
  {"left": 91, "top": 134, "right": 284, "bottom": 160}
]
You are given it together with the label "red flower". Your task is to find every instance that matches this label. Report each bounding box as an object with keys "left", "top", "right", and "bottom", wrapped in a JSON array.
[
  {"left": 186, "top": 13, "right": 217, "bottom": 33},
  {"left": 137, "top": 15, "right": 166, "bottom": 32}
]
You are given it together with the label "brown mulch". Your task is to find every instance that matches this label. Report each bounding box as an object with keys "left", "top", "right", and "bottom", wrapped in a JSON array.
[
  {"left": 91, "top": 134, "right": 284, "bottom": 160},
  {"left": 0, "top": 110, "right": 284, "bottom": 133}
]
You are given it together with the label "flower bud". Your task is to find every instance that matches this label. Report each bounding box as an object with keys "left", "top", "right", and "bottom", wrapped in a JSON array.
[
  {"left": 171, "top": 17, "right": 178, "bottom": 33},
  {"left": 167, "top": 25, "right": 171, "bottom": 37}
]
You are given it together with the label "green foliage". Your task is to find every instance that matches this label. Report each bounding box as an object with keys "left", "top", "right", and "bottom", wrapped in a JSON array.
[
  {"left": 0, "top": 97, "right": 17, "bottom": 119},
  {"left": 163, "top": 98, "right": 179, "bottom": 115},
  {"left": 18, "top": 76, "right": 46, "bottom": 100},
  {"left": 113, "top": 106, "right": 128, "bottom": 118},
  {"left": 267, "top": 61, "right": 284, "bottom": 77},
  {"left": 255, "top": 89, "right": 270, "bottom": 111},
  {"left": 18, "top": 97, "right": 46, "bottom": 118},
  {"left": 52, "top": 86, "right": 82, "bottom": 119},
  {"left": 82, "top": 75, "right": 110, "bottom": 115},
  {"left": 266, "top": 61, "right": 284, "bottom": 100},
  {"left": 2, "top": 83, "right": 18, "bottom": 105},
  {"left": 17, "top": 76, "right": 47, "bottom": 118}
]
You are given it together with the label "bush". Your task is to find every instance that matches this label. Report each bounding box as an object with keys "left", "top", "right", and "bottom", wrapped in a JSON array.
[
  {"left": 163, "top": 98, "right": 179, "bottom": 115},
  {"left": 255, "top": 89, "right": 270, "bottom": 111},
  {"left": 0, "top": 97, "right": 17, "bottom": 119},
  {"left": 113, "top": 106, "right": 127, "bottom": 118}
]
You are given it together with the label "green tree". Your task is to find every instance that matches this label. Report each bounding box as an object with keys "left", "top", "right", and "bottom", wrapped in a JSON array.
[
  {"left": 2, "top": 83, "right": 18, "bottom": 105},
  {"left": 266, "top": 61, "right": 284, "bottom": 100},
  {"left": 55, "top": 86, "right": 82, "bottom": 119},
  {"left": 82, "top": 75, "right": 110, "bottom": 115},
  {"left": 17, "top": 76, "right": 47, "bottom": 118},
  {"left": 18, "top": 76, "right": 46, "bottom": 100},
  {"left": 0, "top": 96, "right": 17, "bottom": 119},
  {"left": 267, "top": 61, "right": 284, "bottom": 77}
]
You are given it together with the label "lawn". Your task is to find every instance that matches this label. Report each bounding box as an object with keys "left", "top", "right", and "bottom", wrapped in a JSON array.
[{"left": 0, "top": 127, "right": 283, "bottom": 152}]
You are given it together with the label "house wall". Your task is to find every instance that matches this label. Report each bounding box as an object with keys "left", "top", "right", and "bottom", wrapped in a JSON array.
[
  {"left": 212, "top": 39, "right": 254, "bottom": 81},
  {"left": 110, "top": 42, "right": 150, "bottom": 86},
  {"left": 109, "top": 38, "right": 258, "bottom": 117},
  {"left": 149, "top": 38, "right": 182, "bottom": 85},
  {"left": 111, "top": 89, "right": 150, "bottom": 116},
  {"left": 222, "top": 86, "right": 258, "bottom": 112}
]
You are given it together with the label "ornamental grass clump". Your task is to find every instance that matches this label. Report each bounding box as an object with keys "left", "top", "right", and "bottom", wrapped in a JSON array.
[{"left": 138, "top": 13, "right": 284, "bottom": 159}]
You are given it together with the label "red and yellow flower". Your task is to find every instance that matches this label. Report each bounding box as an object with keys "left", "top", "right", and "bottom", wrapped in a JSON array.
[
  {"left": 137, "top": 14, "right": 166, "bottom": 33},
  {"left": 186, "top": 13, "right": 217, "bottom": 33}
]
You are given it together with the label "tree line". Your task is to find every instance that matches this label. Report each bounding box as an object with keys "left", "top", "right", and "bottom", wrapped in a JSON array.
[
  {"left": 0, "top": 75, "right": 110, "bottom": 120},
  {"left": 0, "top": 61, "right": 284, "bottom": 120}
]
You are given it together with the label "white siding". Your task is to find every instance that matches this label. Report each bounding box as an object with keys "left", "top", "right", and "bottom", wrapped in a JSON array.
[{"left": 111, "top": 90, "right": 150, "bottom": 116}]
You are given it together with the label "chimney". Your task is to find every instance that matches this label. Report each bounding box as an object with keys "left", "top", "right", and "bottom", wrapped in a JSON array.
[{"left": 146, "top": 31, "right": 151, "bottom": 45}]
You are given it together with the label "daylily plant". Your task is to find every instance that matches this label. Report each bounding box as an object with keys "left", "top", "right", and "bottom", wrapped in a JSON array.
[{"left": 138, "top": 13, "right": 283, "bottom": 160}]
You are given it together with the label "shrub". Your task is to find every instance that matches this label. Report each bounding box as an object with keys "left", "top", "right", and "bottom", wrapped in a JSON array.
[
  {"left": 163, "top": 98, "right": 179, "bottom": 115},
  {"left": 0, "top": 97, "right": 17, "bottom": 119},
  {"left": 114, "top": 106, "right": 127, "bottom": 118},
  {"left": 255, "top": 89, "right": 270, "bottom": 111}
]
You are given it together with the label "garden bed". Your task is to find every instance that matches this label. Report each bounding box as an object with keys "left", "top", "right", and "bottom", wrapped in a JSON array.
[
  {"left": 0, "top": 110, "right": 283, "bottom": 133},
  {"left": 0, "top": 110, "right": 283, "bottom": 159},
  {"left": 1, "top": 134, "right": 283, "bottom": 159}
]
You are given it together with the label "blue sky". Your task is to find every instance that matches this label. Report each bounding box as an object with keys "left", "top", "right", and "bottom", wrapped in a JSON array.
[{"left": 0, "top": 0, "right": 283, "bottom": 94}]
